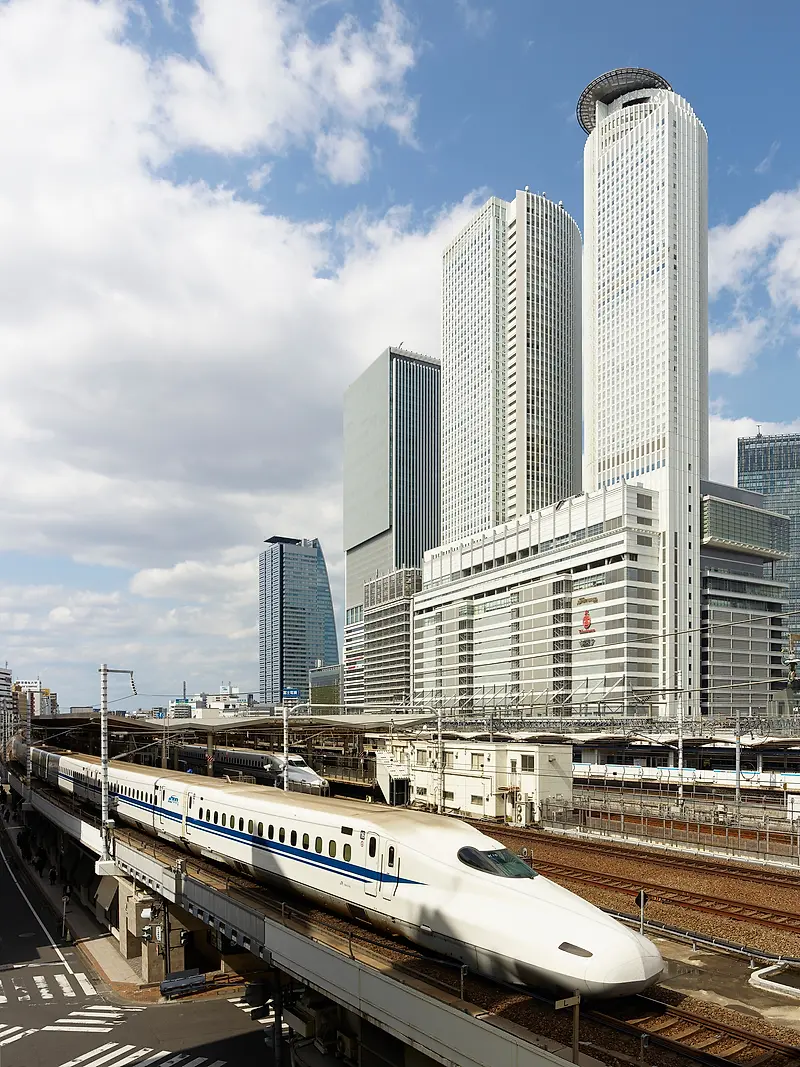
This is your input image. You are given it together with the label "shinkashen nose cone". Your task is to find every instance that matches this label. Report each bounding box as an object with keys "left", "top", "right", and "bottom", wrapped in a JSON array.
[{"left": 577, "top": 68, "right": 672, "bottom": 134}]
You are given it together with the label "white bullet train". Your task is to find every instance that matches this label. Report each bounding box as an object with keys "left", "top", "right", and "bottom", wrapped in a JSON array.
[
  {"left": 15, "top": 741, "right": 663, "bottom": 997},
  {"left": 176, "top": 743, "right": 329, "bottom": 794}
]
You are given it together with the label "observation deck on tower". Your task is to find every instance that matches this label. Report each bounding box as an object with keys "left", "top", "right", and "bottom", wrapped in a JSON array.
[{"left": 577, "top": 67, "right": 672, "bottom": 134}]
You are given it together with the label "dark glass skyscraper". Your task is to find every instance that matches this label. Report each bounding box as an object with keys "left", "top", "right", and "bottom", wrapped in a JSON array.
[
  {"left": 738, "top": 433, "right": 800, "bottom": 634},
  {"left": 258, "top": 536, "right": 338, "bottom": 704}
]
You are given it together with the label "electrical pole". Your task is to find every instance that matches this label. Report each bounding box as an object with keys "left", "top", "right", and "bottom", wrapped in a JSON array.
[
  {"left": 735, "top": 704, "right": 742, "bottom": 824},
  {"left": 99, "top": 665, "right": 136, "bottom": 862},
  {"left": 676, "top": 670, "right": 684, "bottom": 807}
]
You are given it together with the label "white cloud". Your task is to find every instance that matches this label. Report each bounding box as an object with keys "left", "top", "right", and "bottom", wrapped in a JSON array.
[
  {"left": 0, "top": 0, "right": 476, "bottom": 704},
  {"left": 708, "top": 316, "right": 766, "bottom": 375},
  {"left": 314, "top": 129, "right": 372, "bottom": 185},
  {"left": 246, "top": 162, "right": 273, "bottom": 191},
  {"left": 455, "top": 0, "right": 495, "bottom": 36},
  {"left": 755, "top": 140, "right": 780, "bottom": 175}
]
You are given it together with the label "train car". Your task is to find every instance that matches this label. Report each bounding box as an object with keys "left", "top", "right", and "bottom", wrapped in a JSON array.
[
  {"left": 14, "top": 740, "right": 663, "bottom": 998},
  {"left": 178, "top": 743, "right": 329, "bottom": 794}
]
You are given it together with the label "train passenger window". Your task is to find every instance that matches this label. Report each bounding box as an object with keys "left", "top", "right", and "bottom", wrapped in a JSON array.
[
  {"left": 188, "top": 797, "right": 193, "bottom": 809},
  {"left": 248, "top": 820, "right": 254, "bottom": 834},
  {"left": 198, "top": 808, "right": 203, "bottom": 820},
  {"left": 343, "top": 844, "right": 351, "bottom": 862},
  {"left": 214, "top": 811, "right": 218, "bottom": 824},
  {"left": 257, "top": 822, "right": 263, "bottom": 837},
  {"left": 290, "top": 831, "right": 297, "bottom": 846},
  {"left": 268, "top": 825, "right": 274, "bottom": 840},
  {"left": 222, "top": 814, "right": 227, "bottom": 827},
  {"left": 328, "top": 841, "right": 336, "bottom": 858},
  {"left": 315, "top": 837, "right": 322, "bottom": 854},
  {"left": 302, "top": 834, "right": 309, "bottom": 849},
  {"left": 368, "top": 838, "right": 377, "bottom": 859},
  {"left": 388, "top": 846, "right": 395, "bottom": 868},
  {"left": 239, "top": 818, "right": 244, "bottom": 832}
]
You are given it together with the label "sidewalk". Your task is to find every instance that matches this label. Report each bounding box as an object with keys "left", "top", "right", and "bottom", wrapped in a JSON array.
[{"left": 1, "top": 816, "right": 144, "bottom": 990}]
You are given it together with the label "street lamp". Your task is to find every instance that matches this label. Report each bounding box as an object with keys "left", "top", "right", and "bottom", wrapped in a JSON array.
[{"left": 99, "top": 664, "right": 136, "bottom": 862}]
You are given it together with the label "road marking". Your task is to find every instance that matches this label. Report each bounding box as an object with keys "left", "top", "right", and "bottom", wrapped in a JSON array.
[
  {"left": 84, "top": 1005, "right": 146, "bottom": 1012},
  {"left": 108, "top": 1048, "right": 155, "bottom": 1067},
  {"left": 11, "top": 976, "right": 30, "bottom": 1001},
  {"left": 57, "top": 1043, "right": 119, "bottom": 1067},
  {"left": 0, "top": 978, "right": 6, "bottom": 1003},
  {"left": 43, "top": 1024, "right": 115, "bottom": 1033},
  {"left": 160, "top": 1055, "right": 192, "bottom": 1067},
  {"left": 0, "top": 842, "right": 74, "bottom": 973},
  {"left": 56, "top": 972, "right": 77, "bottom": 996},
  {"left": 0, "top": 1027, "right": 22, "bottom": 1040},
  {"left": 67, "top": 1011, "right": 124, "bottom": 1019},
  {"left": 58, "top": 1044, "right": 136, "bottom": 1067},
  {"left": 0, "top": 1027, "right": 38, "bottom": 1046},
  {"left": 75, "top": 971, "right": 98, "bottom": 995},
  {"left": 183, "top": 1059, "right": 214, "bottom": 1067},
  {"left": 135, "top": 1054, "right": 173, "bottom": 1067},
  {"left": 34, "top": 974, "right": 54, "bottom": 999}
]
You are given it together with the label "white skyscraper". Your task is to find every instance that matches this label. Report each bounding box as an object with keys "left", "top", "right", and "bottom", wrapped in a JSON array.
[
  {"left": 441, "top": 191, "right": 581, "bottom": 543},
  {"left": 579, "top": 68, "right": 708, "bottom": 714}
]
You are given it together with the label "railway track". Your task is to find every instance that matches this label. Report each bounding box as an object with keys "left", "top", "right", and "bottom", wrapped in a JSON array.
[
  {"left": 534, "top": 859, "right": 800, "bottom": 935},
  {"left": 591, "top": 995, "right": 800, "bottom": 1066},
  {"left": 472, "top": 821, "right": 800, "bottom": 888}
]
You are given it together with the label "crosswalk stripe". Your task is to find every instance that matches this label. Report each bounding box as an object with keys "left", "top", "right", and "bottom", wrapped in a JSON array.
[
  {"left": 12, "top": 977, "right": 30, "bottom": 1001},
  {"left": 107, "top": 1048, "right": 155, "bottom": 1067},
  {"left": 43, "top": 1025, "right": 115, "bottom": 1033},
  {"left": 83, "top": 1005, "right": 145, "bottom": 1013},
  {"left": 68, "top": 1011, "right": 123, "bottom": 1019},
  {"left": 57, "top": 1043, "right": 119, "bottom": 1067},
  {"left": 75, "top": 972, "right": 98, "bottom": 995},
  {"left": 0, "top": 978, "right": 6, "bottom": 1004},
  {"left": 161, "top": 1054, "right": 191, "bottom": 1067},
  {"left": 205, "top": 1061, "right": 226, "bottom": 1067},
  {"left": 0, "top": 1027, "right": 22, "bottom": 1039},
  {"left": 134, "top": 1054, "right": 173, "bottom": 1067},
  {"left": 34, "top": 974, "right": 53, "bottom": 999},
  {"left": 182, "top": 1058, "right": 212, "bottom": 1067},
  {"left": 64, "top": 1045, "right": 137, "bottom": 1067},
  {"left": 0, "top": 1028, "right": 38, "bottom": 1046},
  {"left": 56, "top": 973, "right": 77, "bottom": 997}
]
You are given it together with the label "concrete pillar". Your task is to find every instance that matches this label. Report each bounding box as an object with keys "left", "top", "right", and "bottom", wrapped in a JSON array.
[
  {"left": 116, "top": 878, "right": 140, "bottom": 960},
  {"left": 206, "top": 732, "right": 214, "bottom": 777},
  {"left": 141, "top": 940, "right": 165, "bottom": 985}
]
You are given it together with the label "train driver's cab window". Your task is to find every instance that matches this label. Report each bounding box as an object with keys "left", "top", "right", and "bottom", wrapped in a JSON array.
[
  {"left": 368, "top": 837, "right": 377, "bottom": 859},
  {"left": 388, "top": 846, "right": 395, "bottom": 868},
  {"left": 457, "top": 847, "right": 536, "bottom": 878}
]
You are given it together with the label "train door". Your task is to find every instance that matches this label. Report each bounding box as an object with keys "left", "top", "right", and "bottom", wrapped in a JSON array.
[
  {"left": 364, "top": 832, "right": 380, "bottom": 897},
  {"left": 380, "top": 842, "right": 398, "bottom": 900}
]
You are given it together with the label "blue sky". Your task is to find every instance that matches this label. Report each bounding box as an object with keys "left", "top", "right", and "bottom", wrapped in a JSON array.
[{"left": 1, "top": 0, "right": 799, "bottom": 710}]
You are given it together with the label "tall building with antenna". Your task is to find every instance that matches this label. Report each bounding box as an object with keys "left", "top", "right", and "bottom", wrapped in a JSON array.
[{"left": 579, "top": 68, "right": 708, "bottom": 715}]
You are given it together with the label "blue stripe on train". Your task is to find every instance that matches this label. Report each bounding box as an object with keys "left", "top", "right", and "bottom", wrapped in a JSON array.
[{"left": 53, "top": 768, "right": 422, "bottom": 887}]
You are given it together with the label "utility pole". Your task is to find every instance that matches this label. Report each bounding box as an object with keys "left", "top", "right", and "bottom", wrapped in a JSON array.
[
  {"left": 676, "top": 670, "right": 684, "bottom": 807},
  {"left": 437, "top": 703, "right": 444, "bottom": 815},
  {"left": 735, "top": 704, "right": 742, "bottom": 824},
  {"left": 99, "top": 664, "right": 136, "bottom": 862}
]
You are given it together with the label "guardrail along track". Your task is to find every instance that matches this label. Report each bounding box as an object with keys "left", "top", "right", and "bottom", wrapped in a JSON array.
[
  {"left": 533, "top": 860, "right": 800, "bottom": 935},
  {"left": 590, "top": 995, "right": 800, "bottom": 1066}
]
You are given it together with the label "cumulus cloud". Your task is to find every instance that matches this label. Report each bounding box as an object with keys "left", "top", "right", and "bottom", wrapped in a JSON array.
[
  {"left": 708, "top": 316, "right": 767, "bottom": 375},
  {"left": 455, "top": 0, "right": 495, "bottom": 36},
  {"left": 0, "top": 0, "right": 476, "bottom": 703}
]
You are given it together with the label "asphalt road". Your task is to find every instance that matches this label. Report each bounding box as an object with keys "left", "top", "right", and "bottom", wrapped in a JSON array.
[{"left": 0, "top": 824, "right": 273, "bottom": 1067}]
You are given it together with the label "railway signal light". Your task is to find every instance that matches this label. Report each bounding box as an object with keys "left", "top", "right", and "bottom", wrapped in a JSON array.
[{"left": 142, "top": 926, "right": 153, "bottom": 943}]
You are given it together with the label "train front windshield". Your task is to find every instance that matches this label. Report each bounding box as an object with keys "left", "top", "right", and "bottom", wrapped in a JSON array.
[{"left": 457, "top": 846, "right": 537, "bottom": 878}]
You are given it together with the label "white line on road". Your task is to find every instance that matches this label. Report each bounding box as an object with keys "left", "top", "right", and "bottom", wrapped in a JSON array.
[
  {"left": 160, "top": 1056, "right": 192, "bottom": 1067},
  {"left": 0, "top": 978, "right": 6, "bottom": 1003},
  {"left": 134, "top": 1053, "right": 173, "bottom": 1067},
  {"left": 34, "top": 974, "right": 54, "bottom": 999},
  {"left": 0, "top": 1026, "right": 22, "bottom": 1039},
  {"left": 107, "top": 1049, "right": 158, "bottom": 1067},
  {"left": 0, "top": 1027, "right": 38, "bottom": 1046},
  {"left": 75, "top": 971, "right": 98, "bottom": 995},
  {"left": 43, "top": 1025, "right": 115, "bottom": 1033},
  {"left": 57, "top": 1043, "right": 119, "bottom": 1067},
  {"left": 67, "top": 1011, "right": 123, "bottom": 1019},
  {"left": 12, "top": 977, "right": 30, "bottom": 1001},
  {"left": 56, "top": 972, "right": 77, "bottom": 996},
  {"left": 0, "top": 842, "right": 74, "bottom": 974}
]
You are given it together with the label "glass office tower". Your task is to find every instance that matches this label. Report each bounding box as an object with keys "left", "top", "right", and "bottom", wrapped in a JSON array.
[{"left": 738, "top": 432, "right": 800, "bottom": 633}]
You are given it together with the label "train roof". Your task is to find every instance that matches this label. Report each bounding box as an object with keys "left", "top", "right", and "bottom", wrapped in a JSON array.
[{"left": 49, "top": 747, "right": 498, "bottom": 845}]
